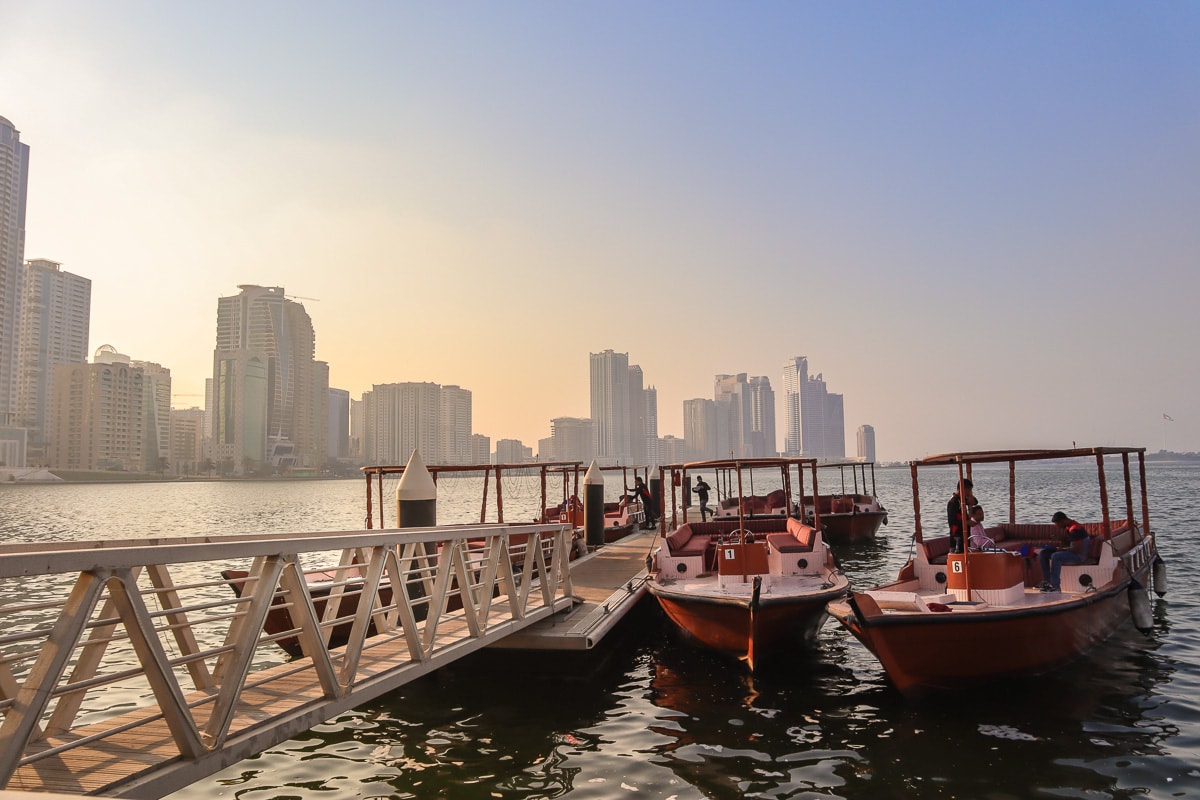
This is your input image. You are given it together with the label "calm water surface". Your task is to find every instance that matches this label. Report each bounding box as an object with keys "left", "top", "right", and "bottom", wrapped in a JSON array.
[{"left": 1, "top": 464, "right": 1196, "bottom": 799}]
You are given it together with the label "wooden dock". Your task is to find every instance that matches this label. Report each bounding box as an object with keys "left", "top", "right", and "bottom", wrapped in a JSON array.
[{"left": 0, "top": 523, "right": 657, "bottom": 798}]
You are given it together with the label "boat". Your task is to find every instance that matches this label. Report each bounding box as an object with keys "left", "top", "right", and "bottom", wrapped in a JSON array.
[
  {"left": 539, "top": 464, "right": 654, "bottom": 542},
  {"left": 222, "top": 565, "right": 394, "bottom": 657},
  {"left": 645, "top": 457, "right": 850, "bottom": 671},
  {"left": 800, "top": 461, "right": 888, "bottom": 544},
  {"left": 227, "top": 459, "right": 592, "bottom": 656},
  {"left": 826, "top": 446, "right": 1167, "bottom": 694}
]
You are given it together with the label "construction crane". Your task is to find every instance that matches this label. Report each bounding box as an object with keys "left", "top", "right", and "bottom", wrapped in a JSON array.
[{"left": 287, "top": 295, "right": 320, "bottom": 302}]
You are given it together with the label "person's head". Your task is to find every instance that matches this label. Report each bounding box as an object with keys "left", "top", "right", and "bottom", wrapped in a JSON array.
[
  {"left": 635, "top": 477, "right": 644, "bottom": 486},
  {"left": 956, "top": 478, "right": 973, "bottom": 495},
  {"left": 971, "top": 504, "right": 985, "bottom": 522},
  {"left": 696, "top": 475, "right": 704, "bottom": 483},
  {"left": 1052, "top": 511, "right": 1069, "bottom": 529}
]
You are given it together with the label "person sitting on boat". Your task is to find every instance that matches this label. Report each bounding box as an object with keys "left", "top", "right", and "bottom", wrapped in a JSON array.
[
  {"left": 694, "top": 475, "right": 712, "bottom": 522},
  {"left": 947, "top": 478, "right": 975, "bottom": 553},
  {"left": 627, "top": 477, "right": 657, "bottom": 529},
  {"left": 1038, "top": 511, "right": 1090, "bottom": 591},
  {"left": 967, "top": 504, "right": 994, "bottom": 550}
]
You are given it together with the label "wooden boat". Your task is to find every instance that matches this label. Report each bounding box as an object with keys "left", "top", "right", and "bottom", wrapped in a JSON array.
[
  {"left": 800, "top": 461, "right": 888, "bottom": 544},
  {"left": 222, "top": 566, "right": 396, "bottom": 657},
  {"left": 646, "top": 458, "right": 850, "bottom": 671},
  {"left": 826, "top": 446, "right": 1167, "bottom": 694},
  {"left": 230, "top": 460, "right": 587, "bottom": 656},
  {"left": 539, "top": 464, "right": 653, "bottom": 542}
]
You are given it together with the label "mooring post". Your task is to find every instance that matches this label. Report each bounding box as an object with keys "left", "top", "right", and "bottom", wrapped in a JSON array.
[
  {"left": 649, "top": 472, "right": 662, "bottom": 531},
  {"left": 395, "top": 449, "right": 437, "bottom": 528},
  {"left": 584, "top": 460, "right": 605, "bottom": 550}
]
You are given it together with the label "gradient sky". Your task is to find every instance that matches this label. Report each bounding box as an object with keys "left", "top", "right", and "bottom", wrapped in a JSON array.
[{"left": 3, "top": 1, "right": 1197, "bottom": 461}]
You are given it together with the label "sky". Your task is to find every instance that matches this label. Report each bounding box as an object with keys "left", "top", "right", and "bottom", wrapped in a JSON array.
[{"left": 2, "top": 1, "right": 1197, "bottom": 462}]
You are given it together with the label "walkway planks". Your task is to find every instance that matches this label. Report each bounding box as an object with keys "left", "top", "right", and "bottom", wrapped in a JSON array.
[
  {"left": 492, "top": 530, "right": 655, "bottom": 650},
  {"left": 0, "top": 525, "right": 577, "bottom": 798}
]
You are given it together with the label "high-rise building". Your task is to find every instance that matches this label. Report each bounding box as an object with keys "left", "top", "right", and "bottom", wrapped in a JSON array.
[
  {"left": 362, "top": 382, "right": 441, "bottom": 466},
  {"left": 857, "top": 424, "right": 876, "bottom": 463},
  {"left": 747, "top": 376, "right": 776, "bottom": 457},
  {"left": 471, "top": 433, "right": 490, "bottom": 465},
  {"left": 170, "top": 407, "right": 206, "bottom": 475},
  {"left": 495, "top": 438, "right": 531, "bottom": 464},
  {"left": 590, "top": 350, "right": 630, "bottom": 464},
  {"left": 781, "top": 357, "right": 806, "bottom": 457},
  {"left": 713, "top": 374, "right": 747, "bottom": 458},
  {"left": 0, "top": 116, "right": 30, "bottom": 430},
  {"left": 643, "top": 384, "right": 660, "bottom": 466},
  {"left": 328, "top": 387, "right": 350, "bottom": 460},
  {"left": 210, "top": 285, "right": 328, "bottom": 474},
  {"left": 781, "top": 356, "right": 845, "bottom": 461},
  {"left": 132, "top": 360, "right": 171, "bottom": 472},
  {"left": 16, "top": 259, "right": 91, "bottom": 463},
  {"left": 825, "top": 391, "right": 846, "bottom": 460},
  {"left": 440, "top": 385, "right": 472, "bottom": 465},
  {"left": 627, "top": 364, "right": 646, "bottom": 465},
  {"left": 682, "top": 398, "right": 717, "bottom": 460},
  {"left": 49, "top": 345, "right": 145, "bottom": 472},
  {"left": 548, "top": 417, "right": 596, "bottom": 463}
]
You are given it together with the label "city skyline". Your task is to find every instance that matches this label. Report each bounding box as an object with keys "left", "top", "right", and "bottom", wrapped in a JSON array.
[{"left": 3, "top": 4, "right": 1197, "bottom": 461}]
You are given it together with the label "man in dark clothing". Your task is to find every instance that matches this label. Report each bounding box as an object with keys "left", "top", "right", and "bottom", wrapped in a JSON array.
[
  {"left": 947, "top": 478, "right": 975, "bottom": 554},
  {"left": 1038, "top": 511, "right": 1090, "bottom": 591},
  {"left": 694, "top": 475, "right": 712, "bottom": 522},
  {"left": 629, "top": 477, "right": 656, "bottom": 529}
]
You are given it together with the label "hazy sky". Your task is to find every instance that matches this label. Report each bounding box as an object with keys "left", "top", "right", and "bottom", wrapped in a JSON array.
[{"left": 3, "top": 1, "right": 1197, "bottom": 461}]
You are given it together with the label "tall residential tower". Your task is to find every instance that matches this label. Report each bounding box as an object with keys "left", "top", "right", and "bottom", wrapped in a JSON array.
[
  {"left": 210, "top": 285, "right": 328, "bottom": 474},
  {"left": 0, "top": 116, "right": 31, "bottom": 429}
]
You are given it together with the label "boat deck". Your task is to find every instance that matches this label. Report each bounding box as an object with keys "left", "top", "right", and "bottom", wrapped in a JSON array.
[
  {"left": 858, "top": 583, "right": 1093, "bottom": 614},
  {"left": 653, "top": 571, "right": 839, "bottom": 600},
  {"left": 491, "top": 530, "right": 656, "bottom": 649}
]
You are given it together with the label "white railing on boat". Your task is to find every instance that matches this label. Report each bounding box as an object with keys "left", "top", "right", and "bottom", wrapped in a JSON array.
[{"left": 0, "top": 524, "right": 575, "bottom": 796}]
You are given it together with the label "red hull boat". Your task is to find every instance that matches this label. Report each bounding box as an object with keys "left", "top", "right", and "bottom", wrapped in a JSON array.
[
  {"left": 827, "top": 446, "right": 1167, "bottom": 694},
  {"left": 647, "top": 458, "right": 849, "bottom": 670}
]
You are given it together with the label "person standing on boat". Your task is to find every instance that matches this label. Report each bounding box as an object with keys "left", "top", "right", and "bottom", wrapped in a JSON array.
[
  {"left": 694, "top": 475, "right": 712, "bottom": 522},
  {"left": 947, "top": 478, "right": 975, "bottom": 553},
  {"left": 1038, "top": 511, "right": 1090, "bottom": 591},
  {"left": 628, "top": 476, "right": 657, "bottom": 530}
]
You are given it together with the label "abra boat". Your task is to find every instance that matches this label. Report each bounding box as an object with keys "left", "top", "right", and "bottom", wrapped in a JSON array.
[
  {"left": 800, "top": 461, "right": 888, "bottom": 544},
  {"left": 826, "top": 446, "right": 1167, "bottom": 694},
  {"left": 540, "top": 464, "right": 654, "bottom": 542},
  {"left": 228, "top": 459, "right": 586, "bottom": 656},
  {"left": 646, "top": 457, "right": 850, "bottom": 671}
]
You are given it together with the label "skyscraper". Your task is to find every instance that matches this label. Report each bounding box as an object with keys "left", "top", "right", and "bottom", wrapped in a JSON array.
[
  {"left": 682, "top": 398, "right": 717, "bottom": 460},
  {"left": 328, "top": 387, "right": 350, "bottom": 460},
  {"left": 361, "top": 382, "right": 441, "bottom": 466},
  {"left": 0, "top": 116, "right": 31, "bottom": 428},
  {"left": 747, "top": 376, "right": 776, "bottom": 457},
  {"left": 50, "top": 345, "right": 145, "bottom": 472},
  {"left": 16, "top": 259, "right": 91, "bottom": 462},
  {"left": 781, "top": 355, "right": 845, "bottom": 461},
  {"left": 548, "top": 417, "right": 596, "bottom": 463},
  {"left": 781, "top": 357, "right": 806, "bottom": 457},
  {"left": 132, "top": 359, "right": 171, "bottom": 471},
  {"left": 857, "top": 424, "right": 876, "bottom": 462},
  {"left": 211, "top": 285, "right": 328, "bottom": 474},
  {"left": 590, "top": 350, "right": 630, "bottom": 464},
  {"left": 439, "top": 385, "right": 473, "bottom": 465}
]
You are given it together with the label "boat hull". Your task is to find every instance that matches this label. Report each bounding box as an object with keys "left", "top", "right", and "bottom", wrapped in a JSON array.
[
  {"left": 829, "top": 572, "right": 1148, "bottom": 693},
  {"left": 648, "top": 578, "right": 846, "bottom": 668},
  {"left": 818, "top": 510, "right": 886, "bottom": 544}
]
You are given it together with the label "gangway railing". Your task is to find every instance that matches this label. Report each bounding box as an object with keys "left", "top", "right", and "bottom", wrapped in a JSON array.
[{"left": 0, "top": 523, "right": 575, "bottom": 797}]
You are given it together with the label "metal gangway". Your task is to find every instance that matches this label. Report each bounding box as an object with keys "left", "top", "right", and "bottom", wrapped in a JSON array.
[{"left": 0, "top": 523, "right": 577, "bottom": 798}]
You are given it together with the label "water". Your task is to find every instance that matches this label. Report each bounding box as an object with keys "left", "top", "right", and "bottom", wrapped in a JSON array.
[{"left": 1, "top": 463, "right": 1196, "bottom": 799}]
